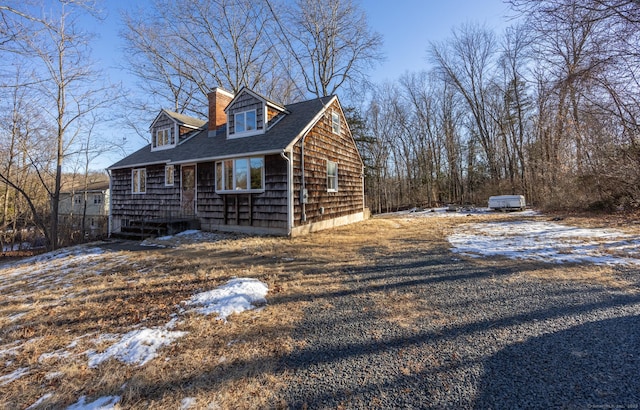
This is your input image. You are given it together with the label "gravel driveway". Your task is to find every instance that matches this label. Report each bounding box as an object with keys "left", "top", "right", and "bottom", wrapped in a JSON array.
[{"left": 279, "top": 245, "right": 640, "bottom": 408}]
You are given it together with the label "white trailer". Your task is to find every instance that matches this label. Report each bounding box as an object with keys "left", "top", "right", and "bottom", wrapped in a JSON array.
[{"left": 488, "top": 195, "right": 526, "bottom": 211}]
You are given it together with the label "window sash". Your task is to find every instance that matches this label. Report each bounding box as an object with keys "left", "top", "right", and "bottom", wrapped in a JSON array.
[
  {"left": 154, "top": 127, "right": 174, "bottom": 148},
  {"left": 132, "top": 168, "right": 146, "bottom": 194},
  {"left": 331, "top": 111, "right": 340, "bottom": 134},
  {"left": 327, "top": 161, "right": 338, "bottom": 192},
  {"left": 234, "top": 110, "right": 257, "bottom": 134},
  {"left": 216, "top": 157, "right": 264, "bottom": 192},
  {"left": 165, "top": 165, "right": 175, "bottom": 186}
]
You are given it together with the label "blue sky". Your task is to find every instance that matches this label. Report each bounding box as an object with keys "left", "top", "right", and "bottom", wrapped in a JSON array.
[
  {"left": 90, "top": 0, "right": 511, "bottom": 87},
  {"left": 366, "top": 0, "right": 511, "bottom": 82}
]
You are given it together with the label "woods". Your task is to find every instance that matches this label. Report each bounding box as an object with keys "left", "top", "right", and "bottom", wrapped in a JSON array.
[
  {"left": 1, "top": 0, "right": 640, "bottom": 249},
  {"left": 360, "top": 0, "right": 640, "bottom": 213}
]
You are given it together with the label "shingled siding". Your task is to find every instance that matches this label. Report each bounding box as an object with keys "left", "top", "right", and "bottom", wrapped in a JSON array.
[
  {"left": 110, "top": 165, "right": 182, "bottom": 231},
  {"left": 291, "top": 101, "right": 364, "bottom": 228},
  {"left": 197, "top": 154, "right": 289, "bottom": 232}
]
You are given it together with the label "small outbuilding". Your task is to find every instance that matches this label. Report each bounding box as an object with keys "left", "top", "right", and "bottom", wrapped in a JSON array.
[{"left": 488, "top": 195, "right": 526, "bottom": 211}]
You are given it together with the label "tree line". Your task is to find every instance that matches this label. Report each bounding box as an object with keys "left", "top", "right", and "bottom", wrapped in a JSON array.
[
  {"left": 356, "top": 0, "right": 640, "bottom": 213},
  {"left": 1, "top": 0, "right": 639, "bottom": 250}
]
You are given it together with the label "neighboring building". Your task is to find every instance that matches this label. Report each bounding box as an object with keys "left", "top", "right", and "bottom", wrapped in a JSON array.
[
  {"left": 107, "top": 87, "right": 367, "bottom": 237},
  {"left": 58, "top": 180, "right": 110, "bottom": 239}
]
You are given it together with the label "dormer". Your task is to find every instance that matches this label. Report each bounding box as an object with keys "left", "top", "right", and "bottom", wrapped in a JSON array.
[
  {"left": 150, "top": 109, "right": 206, "bottom": 151},
  {"left": 225, "top": 87, "right": 288, "bottom": 139}
]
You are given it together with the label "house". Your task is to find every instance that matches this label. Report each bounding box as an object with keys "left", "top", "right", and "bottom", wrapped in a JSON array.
[
  {"left": 58, "top": 179, "right": 110, "bottom": 239},
  {"left": 107, "top": 87, "right": 367, "bottom": 237}
]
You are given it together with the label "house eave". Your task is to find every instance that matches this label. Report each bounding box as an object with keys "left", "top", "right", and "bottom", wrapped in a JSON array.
[
  {"left": 107, "top": 159, "right": 171, "bottom": 171},
  {"left": 168, "top": 149, "right": 283, "bottom": 165}
]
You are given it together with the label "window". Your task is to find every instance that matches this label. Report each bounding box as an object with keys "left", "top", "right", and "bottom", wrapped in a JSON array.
[
  {"left": 331, "top": 111, "right": 340, "bottom": 134},
  {"left": 153, "top": 127, "right": 175, "bottom": 149},
  {"left": 74, "top": 197, "right": 82, "bottom": 205},
  {"left": 215, "top": 157, "right": 264, "bottom": 192},
  {"left": 234, "top": 110, "right": 257, "bottom": 134},
  {"left": 327, "top": 161, "right": 338, "bottom": 192},
  {"left": 132, "top": 168, "right": 146, "bottom": 194},
  {"left": 93, "top": 195, "right": 102, "bottom": 204},
  {"left": 165, "top": 165, "right": 175, "bottom": 186},
  {"left": 250, "top": 158, "right": 263, "bottom": 189}
]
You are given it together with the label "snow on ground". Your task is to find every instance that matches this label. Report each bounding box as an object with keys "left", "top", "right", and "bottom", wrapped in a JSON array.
[
  {"left": 0, "top": 245, "right": 132, "bottom": 296},
  {"left": 387, "top": 206, "right": 539, "bottom": 218},
  {"left": 0, "top": 231, "right": 269, "bottom": 407},
  {"left": 449, "top": 220, "right": 640, "bottom": 265},
  {"left": 141, "top": 229, "right": 232, "bottom": 248},
  {"left": 66, "top": 395, "right": 121, "bottom": 410},
  {"left": 87, "top": 327, "right": 188, "bottom": 368},
  {"left": 184, "top": 278, "right": 269, "bottom": 320},
  {"left": 83, "top": 277, "right": 269, "bottom": 368},
  {"left": 0, "top": 367, "right": 29, "bottom": 386}
]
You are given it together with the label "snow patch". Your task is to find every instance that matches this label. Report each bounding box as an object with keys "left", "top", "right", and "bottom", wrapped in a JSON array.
[
  {"left": 449, "top": 220, "right": 640, "bottom": 265},
  {"left": 180, "top": 397, "right": 197, "bottom": 409},
  {"left": 66, "top": 395, "right": 121, "bottom": 410},
  {"left": 185, "top": 278, "right": 269, "bottom": 321},
  {"left": 87, "top": 328, "right": 187, "bottom": 368},
  {"left": 26, "top": 393, "right": 54, "bottom": 410},
  {"left": 0, "top": 367, "right": 29, "bottom": 386}
]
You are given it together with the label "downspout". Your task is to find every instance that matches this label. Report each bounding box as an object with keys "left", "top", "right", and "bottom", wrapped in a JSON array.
[
  {"left": 107, "top": 169, "right": 112, "bottom": 238},
  {"left": 280, "top": 150, "right": 293, "bottom": 236}
]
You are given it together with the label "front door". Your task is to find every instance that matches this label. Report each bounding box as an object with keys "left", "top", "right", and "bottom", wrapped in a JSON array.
[{"left": 181, "top": 165, "right": 196, "bottom": 216}]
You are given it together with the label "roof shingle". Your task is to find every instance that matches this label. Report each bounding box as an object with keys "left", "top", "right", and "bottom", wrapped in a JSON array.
[{"left": 109, "top": 96, "right": 335, "bottom": 170}]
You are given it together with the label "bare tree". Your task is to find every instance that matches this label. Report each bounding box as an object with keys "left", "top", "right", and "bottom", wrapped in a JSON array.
[
  {"left": 430, "top": 24, "right": 502, "bottom": 183},
  {"left": 1, "top": 1, "right": 118, "bottom": 249},
  {"left": 121, "top": 0, "right": 293, "bottom": 120},
  {"left": 270, "top": 0, "right": 383, "bottom": 98}
]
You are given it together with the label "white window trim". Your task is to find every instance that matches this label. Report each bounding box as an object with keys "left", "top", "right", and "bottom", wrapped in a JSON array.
[
  {"left": 152, "top": 126, "right": 176, "bottom": 151},
  {"left": 215, "top": 156, "right": 265, "bottom": 193},
  {"left": 132, "top": 168, "right": 146, "bottom": 194},
  {"left": 229, "top": 109, "right": 261, "bottom": 139},
  {"left": 331, "top": 110, "right": 341, "bottom": 134},
  {"left": 164, "top": 165, "right": 175, "bottom": 186},
  {"left": 327, "top": 160, "right": 338, "bottom": 192}
]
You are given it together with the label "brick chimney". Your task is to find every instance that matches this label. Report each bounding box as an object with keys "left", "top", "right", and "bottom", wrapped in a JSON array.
[{"left": 207, "top": 87, "right": 234, "bottom": 130}]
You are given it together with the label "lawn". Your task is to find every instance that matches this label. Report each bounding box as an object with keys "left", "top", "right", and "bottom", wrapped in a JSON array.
[{"left": 0, "top": 210, "right": 638, "bottom": 409}]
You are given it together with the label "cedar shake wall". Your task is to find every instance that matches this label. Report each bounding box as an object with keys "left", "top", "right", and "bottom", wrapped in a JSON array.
[
  {"left": 197, "top": 155, "right": 288, "bottom": 231},
  {"left": 110, "top": 165, "right": 182, "bottom": 225},
  {"left": 292, "top": 101, "right": 364, "bottom": 228}
]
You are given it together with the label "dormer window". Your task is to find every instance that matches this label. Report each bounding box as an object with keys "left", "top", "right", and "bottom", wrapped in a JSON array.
[
  {"left": 153, "top": 127, "right": 175, "bottom": 150},
  {"left": 234, "top": 110, "right": 256, "bottom": 134}
]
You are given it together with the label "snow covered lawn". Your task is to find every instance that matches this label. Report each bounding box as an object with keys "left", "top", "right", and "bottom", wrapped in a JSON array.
[
  {"left": 0, "top": 231, "right": 271, "bottom": 409},
  {"left": 449, "top": 219, "right": 640, "bottom": 265}
]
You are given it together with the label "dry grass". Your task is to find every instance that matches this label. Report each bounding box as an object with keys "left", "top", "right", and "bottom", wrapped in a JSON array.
[{"left": 0, "top": 211, "right": 638, "bottom": 408}]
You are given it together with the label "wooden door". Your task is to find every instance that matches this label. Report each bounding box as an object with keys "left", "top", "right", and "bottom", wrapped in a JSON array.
[{"left": 181, "top": 165, "right": 196, "bottom": 216}]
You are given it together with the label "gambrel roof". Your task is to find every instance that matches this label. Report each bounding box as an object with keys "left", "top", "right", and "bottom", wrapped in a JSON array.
[{"left": 108, "top": 95, "right": 338, "bottom": 170}]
